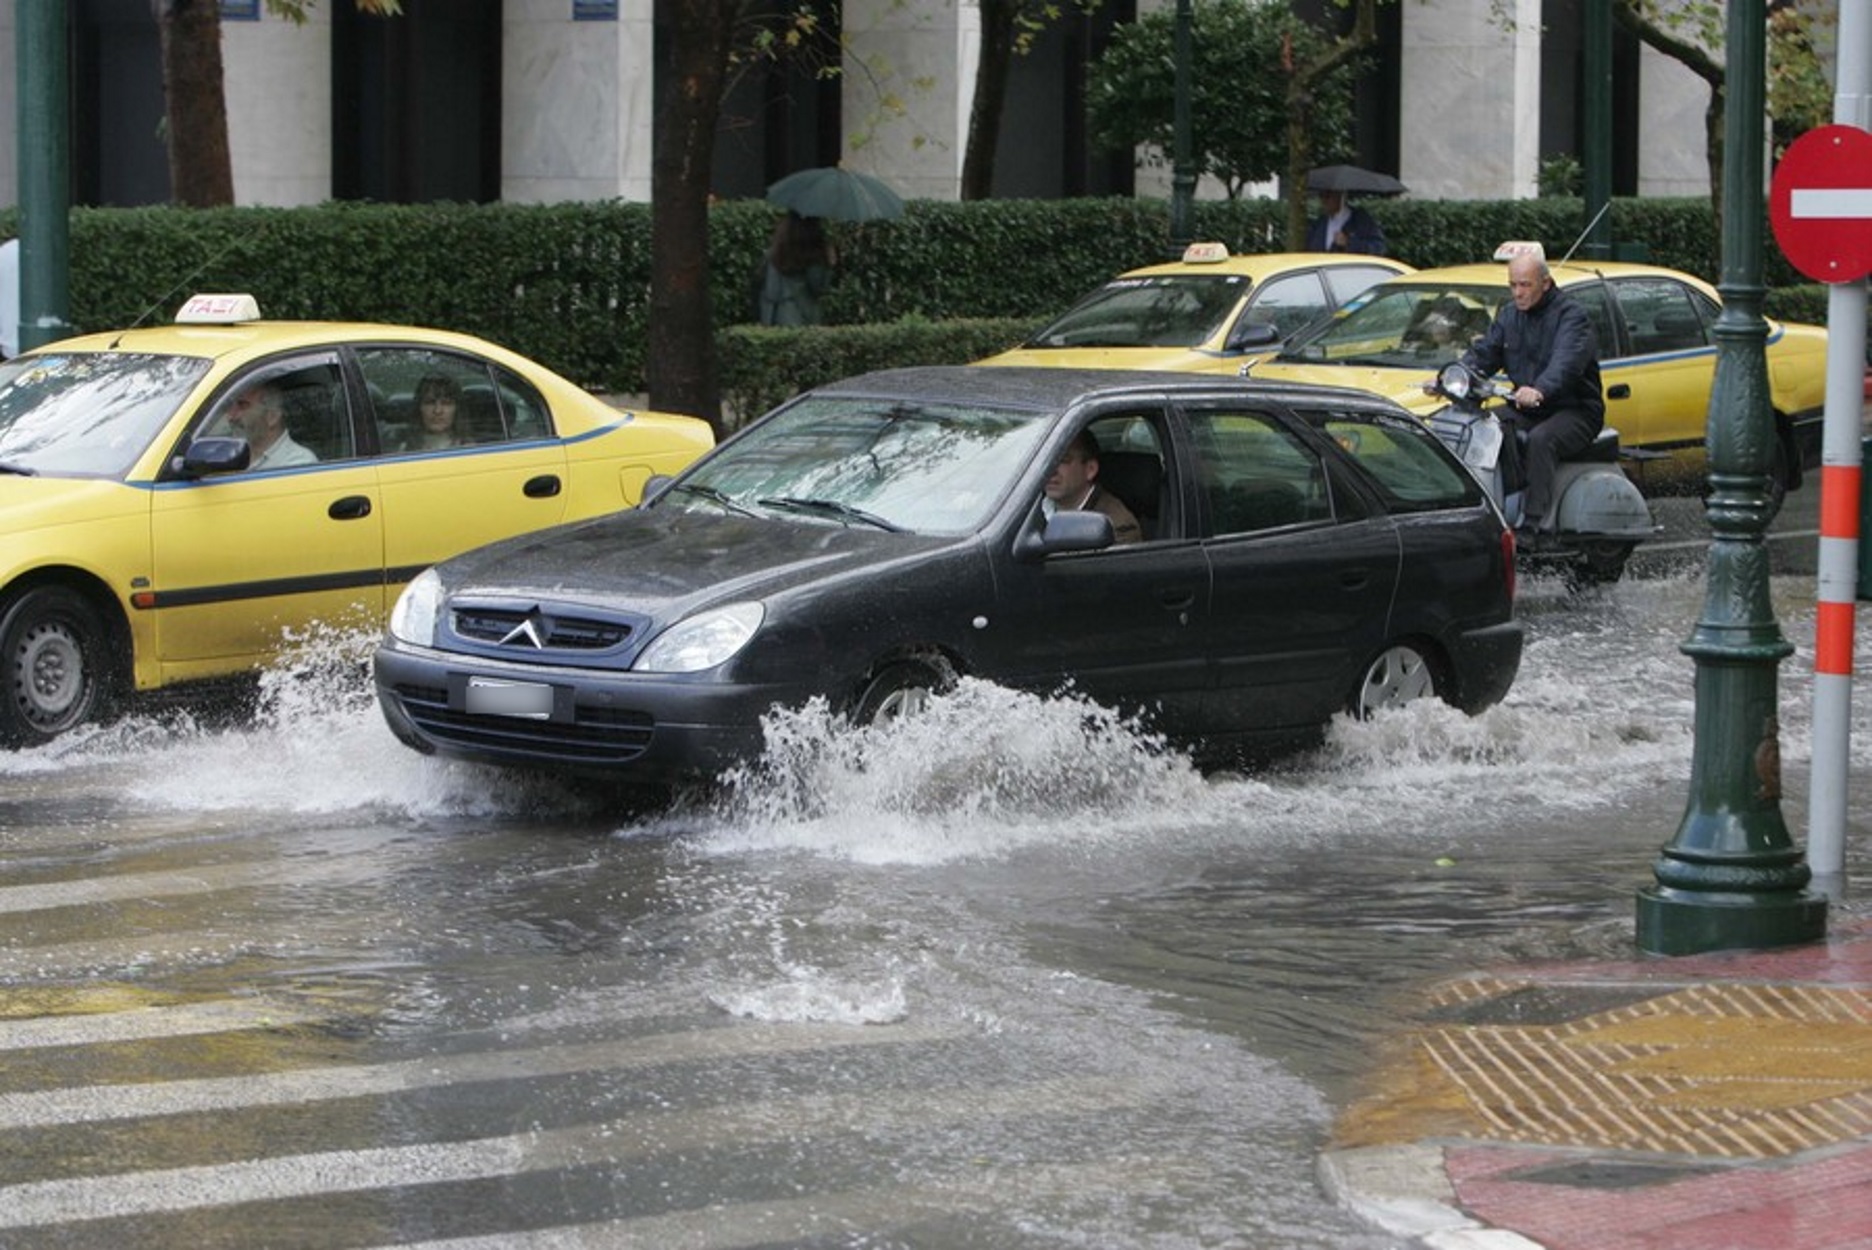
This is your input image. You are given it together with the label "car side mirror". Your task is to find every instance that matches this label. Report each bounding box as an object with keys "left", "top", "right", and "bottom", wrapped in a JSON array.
[
  {"left": 176, "top": 436, "right": 251, "bottom": 477},
  {"left": 641, "top": 473, "right": 674, "bottom": 504},
  {"left": 1226, "top": 322, "right": 1282, "bottom": 353},
  {"left": 1014, "top": 509, "right": 1114, "bottom": 561}
]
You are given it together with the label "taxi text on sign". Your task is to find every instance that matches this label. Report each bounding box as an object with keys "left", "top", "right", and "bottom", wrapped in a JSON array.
[{"left": 1770, "top": 124, "right": 1872, "bottom": 284}]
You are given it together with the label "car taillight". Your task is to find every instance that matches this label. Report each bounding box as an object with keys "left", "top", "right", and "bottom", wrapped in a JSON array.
[{"left": 1501, "top": 526, "right": 1517, "bottom": 601}]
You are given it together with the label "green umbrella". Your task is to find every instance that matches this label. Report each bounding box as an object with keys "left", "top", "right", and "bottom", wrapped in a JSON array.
[{"left": 766, "top": 167, "right": 905, "bottom": 222}]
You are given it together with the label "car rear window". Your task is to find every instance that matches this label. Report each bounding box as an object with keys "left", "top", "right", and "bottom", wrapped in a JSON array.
[{"left": 1310, "top": 410, "right": 1484, "bottom": 511}]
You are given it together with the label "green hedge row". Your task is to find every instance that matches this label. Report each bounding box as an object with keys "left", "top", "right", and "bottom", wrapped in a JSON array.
[{"left": 0, "top": 196, "right": 1840, "bottom": 402}]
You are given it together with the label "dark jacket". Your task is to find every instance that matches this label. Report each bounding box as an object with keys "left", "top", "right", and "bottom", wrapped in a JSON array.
[
  {"left": 1304, "top": 206, "right": 1387, "bottom": 255},
  {"left": 1462, "top": 283, "right": 1604, "bottom": 421}
]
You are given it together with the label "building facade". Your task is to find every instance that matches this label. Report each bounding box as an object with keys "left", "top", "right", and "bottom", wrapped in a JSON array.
[{"left": 0, "top": 0, "right": 1709, "bottom": 214}]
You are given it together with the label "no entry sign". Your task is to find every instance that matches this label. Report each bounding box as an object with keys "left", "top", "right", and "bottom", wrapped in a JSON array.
[{"left": 1771, "top": 124, "right": 1872, "bottom": 284}]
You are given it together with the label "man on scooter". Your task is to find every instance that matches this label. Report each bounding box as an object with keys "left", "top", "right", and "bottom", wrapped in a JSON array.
[{"left": 1459, "top": 246, "right": 1604, "bottom": 552}]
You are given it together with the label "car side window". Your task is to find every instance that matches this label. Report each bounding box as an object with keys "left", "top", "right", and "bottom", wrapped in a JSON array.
[
  {"left": 355, "top": 348, "right": 509, "bottom": 453},
  {"left": 1084, "top": 413, "right": 1169, "bottom": 541},
  {"left": 201, "top": 355, "right": 351, "bottom": 467},
  {"left": 1323, "top": 264, "right": 1401, "bottom": 306},
  {"left": 1185, "top": 408, "right": 1331, "bottom": 536},
  {"left": 1311, "top": 410, "right": 1483, "bottom": 513},
  {"left": 1241, "top": 271, "right": 1331, "bottom": 341},
  {"left": 1566, "top": 282, "right": 1619, "bottom": 360},
  {"left": 1614, "top": 278, "right": 1709, "bottom": 355}
]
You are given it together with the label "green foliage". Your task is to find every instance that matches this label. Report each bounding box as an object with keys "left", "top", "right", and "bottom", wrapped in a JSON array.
[
  {"left": 1084, "top": 0, "right": 1355, "bottom": 197},
  {"left": 717, "top": 317, "right": 1039, "bottom": 426},
  {"left": 7, "top": 193, "right": 1817, "bottom": 397},
  {"left": 1537, "top": 153, "right": 1582, "bottom": 199}
]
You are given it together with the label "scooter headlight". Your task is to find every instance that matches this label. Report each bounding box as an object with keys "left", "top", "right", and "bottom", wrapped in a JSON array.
[{"left": 1435, "top": 361, "right": 1475, "bottom": 400}]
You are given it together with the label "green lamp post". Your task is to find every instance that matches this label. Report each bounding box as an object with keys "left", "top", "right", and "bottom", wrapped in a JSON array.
[
  {"left": 17, "top": 0, "right": 73, "bottom": 352},
  {"left": 1634, "top": 0, "right": 1827, "bottom": 954},
  {"left": 1168, "top": 0, "right": 1194, "bottom": 257}
]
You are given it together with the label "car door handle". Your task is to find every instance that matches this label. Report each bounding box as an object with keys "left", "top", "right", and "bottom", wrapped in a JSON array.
[
  {"left": 524, "top": 475, "right": 562, "bottom": 499},
  {"left": 1607, "top": 383, "right": 1631, "bottom": 399},
  {"left": 329, "top": 495, "right": 373, "bottom": 521},
  {"left": 1159, "top": 590, "right": 1197, "bottom": 611}
]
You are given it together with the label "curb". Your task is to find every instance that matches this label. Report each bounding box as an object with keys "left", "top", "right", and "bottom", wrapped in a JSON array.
[{"left": 1319, "top": 1145, "right": 1546, "bottom": 1250}]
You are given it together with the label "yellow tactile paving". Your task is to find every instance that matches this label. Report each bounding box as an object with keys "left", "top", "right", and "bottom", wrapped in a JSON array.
[{"left": 1337, "top": 977, "right": 1872, "bottom": 1160}]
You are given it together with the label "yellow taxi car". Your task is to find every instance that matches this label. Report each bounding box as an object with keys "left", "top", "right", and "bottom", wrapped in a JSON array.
[
  {"left": 1238, "top": 248, "right": 1829, "bottom": 499},
  {"left": 975, "top": 242, "right": 1412, "bottom": 371},
  {"left": 0, "top": 294, "right": 714, "bottom": 748}
]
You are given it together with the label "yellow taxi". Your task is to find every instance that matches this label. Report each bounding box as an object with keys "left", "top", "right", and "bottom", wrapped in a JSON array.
[
  {"left": 1238, "top": 247, "right": 1829, "bottom": 499},
  {"left": 0, "top": 294, "right": 714, "bottom": 748},
  {"left": 975, "top": 242, "right": 1412, "bottom": 371}
]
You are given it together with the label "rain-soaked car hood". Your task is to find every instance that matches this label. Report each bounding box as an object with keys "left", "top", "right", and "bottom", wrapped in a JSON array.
[{"left": 430, "top": 503, "right": 956, "bottom": 625}]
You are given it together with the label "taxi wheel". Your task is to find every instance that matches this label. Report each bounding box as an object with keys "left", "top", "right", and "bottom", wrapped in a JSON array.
[
  {"left": 0, "top": 586, "right": 114, "bottom": 747},
  {"left": 1351, "top": 643, "right": 1438, "bottom": 719},
  {"left": 853, "top": 656, "right": 957, "bottom": 725}
]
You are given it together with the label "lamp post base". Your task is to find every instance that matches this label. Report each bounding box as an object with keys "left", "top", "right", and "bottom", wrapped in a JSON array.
[{"left": 1636, "top": 887, "right": 1828, "bottom": 956}]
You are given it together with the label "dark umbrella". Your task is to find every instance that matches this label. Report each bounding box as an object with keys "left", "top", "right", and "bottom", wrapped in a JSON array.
[
  {"left": 766, "top": 167, "right": 905, "bottom": 222},
  {"left": 1305, "top": 164, "right": 1408, "bottom": 196}
]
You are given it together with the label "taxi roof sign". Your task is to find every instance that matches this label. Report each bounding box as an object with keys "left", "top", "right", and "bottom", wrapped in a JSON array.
[
  {"left": 1180, "top": 242, "right": 1230, "bottom": 264},
  {"left": 175, "top": 293, "right": 263, "bottom": 324},
  {"left": 1492, "top": 241, "right": 1547, "bottom": 263}
]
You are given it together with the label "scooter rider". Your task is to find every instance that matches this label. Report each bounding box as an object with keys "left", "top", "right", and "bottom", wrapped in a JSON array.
[{"left": 1460, "top": 247, "right": 1604, "bottom": 551}]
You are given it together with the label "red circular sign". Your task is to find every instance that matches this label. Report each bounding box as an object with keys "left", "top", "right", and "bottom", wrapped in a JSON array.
[{"left": 1771, "top": 124, "right": 1872, "bottom": 284}]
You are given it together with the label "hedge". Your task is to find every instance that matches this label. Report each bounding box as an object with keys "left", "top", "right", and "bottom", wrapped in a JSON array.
[{"left": 0, "top": 196, "right": 1849, "bottom": 407}]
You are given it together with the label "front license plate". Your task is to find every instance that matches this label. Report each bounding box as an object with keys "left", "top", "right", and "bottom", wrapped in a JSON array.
[{"left": 465, "top": 677, "right": 555, "bottom": 719}]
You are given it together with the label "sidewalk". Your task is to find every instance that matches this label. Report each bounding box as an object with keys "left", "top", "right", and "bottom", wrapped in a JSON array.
[{"left": 1321, "top": 916, "right": 1872, "bottom": 1249}]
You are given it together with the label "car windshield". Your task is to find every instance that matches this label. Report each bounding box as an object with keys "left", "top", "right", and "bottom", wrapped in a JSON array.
[
  {"left": 670, "top": 394, "right": 1053, "bottom": 536},
  {"left": 1022, "top": 275, "right": 1248, "bottom": 349},
  {"left": 0, "top": 352, "right": 212, "bottom": 478},
  {"left": 1276, "top": 282, "right": 1504, "bottom": 369}
]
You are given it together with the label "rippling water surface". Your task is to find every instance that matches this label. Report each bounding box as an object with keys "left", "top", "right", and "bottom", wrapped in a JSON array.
[{"left": 5, "top": 567, "right": 1869, "bottom": 1247}]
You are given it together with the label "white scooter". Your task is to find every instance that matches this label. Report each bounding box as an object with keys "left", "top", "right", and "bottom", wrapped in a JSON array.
[{"left": 1426, "top": 360, "right": 1655, "bottom": 584}]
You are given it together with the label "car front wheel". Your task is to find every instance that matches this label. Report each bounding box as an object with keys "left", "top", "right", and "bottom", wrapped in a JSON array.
[
  {"left": 853, "top": 656, "right": 957, "bottom": 725},
  {"left": 1, "top": 586, "right": 115, "bottom": 748},
  {"left": 1351, "top": 643, "right": 1437, "bottom": 718}
]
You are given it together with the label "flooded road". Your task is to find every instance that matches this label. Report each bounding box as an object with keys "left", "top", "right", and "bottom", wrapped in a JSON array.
[{"left": 4, "top": 494, "right": 1871, "bottom": 1248}]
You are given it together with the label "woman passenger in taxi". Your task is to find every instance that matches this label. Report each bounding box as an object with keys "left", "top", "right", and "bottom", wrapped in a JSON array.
[{"left": 404, "top": 375, "right": 466, "bottom": 450}]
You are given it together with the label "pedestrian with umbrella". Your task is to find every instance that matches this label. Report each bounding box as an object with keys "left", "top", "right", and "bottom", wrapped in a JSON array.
[
  {"left": 1303, "top": 165, "right": 1404, "bottom": 256},
  {"left": 758, "top": 210, "right": 836, "bottom": 327},
  {"left": 758, "top": 167, "right": 905, "bottom": 326}
]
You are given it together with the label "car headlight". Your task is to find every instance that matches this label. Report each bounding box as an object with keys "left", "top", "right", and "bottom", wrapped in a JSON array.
[
  {"left": 635, "top": 602, "right": 764, "bottom": 673},
  {"left": 389, "top": 568, "right": 443, "bottom": 645}
]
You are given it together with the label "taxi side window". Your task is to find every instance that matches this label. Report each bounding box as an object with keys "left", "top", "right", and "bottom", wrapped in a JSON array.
[
  {"left": 1186, "top": 409, "right": 1330, "bottom": 535},
  {"left": 1566, "top": 282, "right": 1619, "bottom": 360},
  {"left": 1614, "top": 278, "right": 1709, "bottom": 355},
  {"left": 355, "top": 348, "right": 506, "bottom": 452},
  {"left": 1242, "top": 271, "right": 1330, "bottom": 341}
]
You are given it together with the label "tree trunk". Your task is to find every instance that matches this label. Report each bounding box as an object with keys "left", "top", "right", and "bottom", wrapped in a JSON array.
[
  {"left": 154, "top": 0, "right": 235, "bottom": 206},
  {"left": 960, "top": 0, "right": 1017, "bottom": 201},
  {"left": 649, "top": 0, "right": 742, "bottom": 434}
]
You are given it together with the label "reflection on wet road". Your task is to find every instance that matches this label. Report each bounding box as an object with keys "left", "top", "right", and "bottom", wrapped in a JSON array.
[{"left": 2, "top": 491, "right": 1869, "bottom": 1247}]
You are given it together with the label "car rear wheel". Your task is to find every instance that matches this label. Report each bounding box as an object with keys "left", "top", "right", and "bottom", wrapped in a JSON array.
[
  {"left": 1351, "top": 643, "right": 1437, "bottom": 718},
  {"left": 853, "top": 656, "right": 957, "bottom": 725},
  {"left": 0, "top": 586, "right": 115, "bottom": 748}
]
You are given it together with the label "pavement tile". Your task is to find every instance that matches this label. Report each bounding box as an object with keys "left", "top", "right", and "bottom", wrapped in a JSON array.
[{"left": 1329, "top": 919, "right": 1872, "bottom": 1247}]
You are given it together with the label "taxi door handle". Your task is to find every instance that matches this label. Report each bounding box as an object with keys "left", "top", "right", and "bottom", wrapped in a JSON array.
[
  {"left": 329, "top": 495, "right": 373, "bottom": 521},
  {"left": 524, "top": 475, "right": 563, "bottom": 499},
  {"left": 1607, "top": 384, "right": 1631, "bottom": 400}
]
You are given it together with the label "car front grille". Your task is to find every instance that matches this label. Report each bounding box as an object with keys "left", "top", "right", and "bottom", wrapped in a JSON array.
[
  {"left": 390, "top": 682, "right": 654, "bottom": 764},
  {"left": 451, "top": 606, "right": 634, "bottom": 652}
]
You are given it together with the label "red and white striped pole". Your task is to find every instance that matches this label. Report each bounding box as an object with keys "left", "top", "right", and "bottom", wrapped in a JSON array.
[{"left": 1805, "top": 4, "right": 1872, "bottom": 891}]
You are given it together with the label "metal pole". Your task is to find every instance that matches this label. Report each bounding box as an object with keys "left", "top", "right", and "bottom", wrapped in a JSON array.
[
  {"left": 1635, "top": 0, "right": 1827, "bottom": 955},
  {"left": 1168, "top": 0, "right": 1194, "bottom": 257},
  {"left": 1806, "top": 0, "right": 1872, "bottom": 896},
  {"left": 16, "top": 0, "right": 72, "bottom": 352},
  {"left": 1581, "top": 0, "right": 1613, "bottom": 259}
]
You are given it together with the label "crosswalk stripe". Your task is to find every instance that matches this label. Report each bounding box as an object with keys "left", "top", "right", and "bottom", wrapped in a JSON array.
[
  {"left": 0, "top": 1077, "right": 1138, "bottom": 1229},
  {"left": 0, "top": 1019, "right": 959, "bottom": 1129},
  {"left": 0, "top": 997, "right": 323, "bottom": 1052},
  {"left": 381, "top": 1162, "right": 1167, "bottom": 1250}
]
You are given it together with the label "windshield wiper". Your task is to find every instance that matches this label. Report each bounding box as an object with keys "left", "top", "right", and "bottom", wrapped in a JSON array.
[
  {"left": 0, "top": 460, "right": 37, "bottom": 476},
  {"left": 669, "top": 482, "right": 760, "bottom": 518},
  {"left": 757, "top": 496, "right": 903, "bottom": 532}
]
